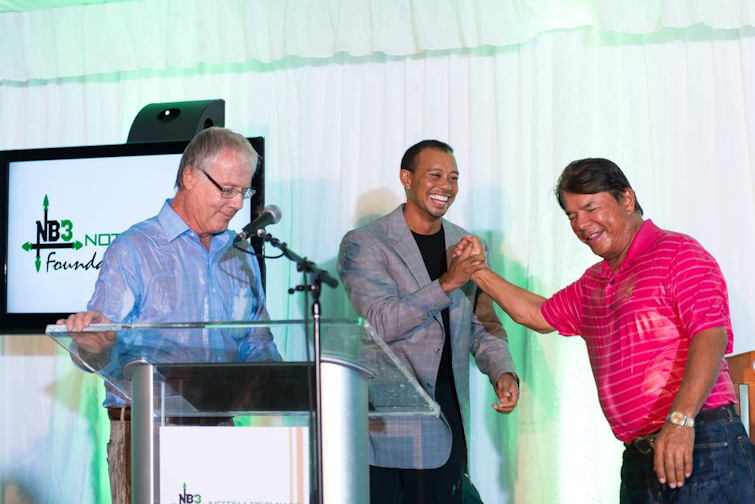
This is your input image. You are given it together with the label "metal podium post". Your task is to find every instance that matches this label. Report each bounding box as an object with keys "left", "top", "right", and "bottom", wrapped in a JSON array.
[{"left": 123, "top": 358, "right": 154, "bottom": 504}]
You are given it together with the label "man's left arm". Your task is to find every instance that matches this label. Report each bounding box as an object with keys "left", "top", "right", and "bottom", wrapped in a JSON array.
[
  {"left": 653, "top": 326, "right": 728, "bottom": 488},
  {"left": 469, "top": 242, "right": 519, "bottom": 414},
  {"left": 653, "top": 238, "right": 735, "bottom": 488},
  {"left": 238, "top": 258, "right": 283, "bottom": 363}
]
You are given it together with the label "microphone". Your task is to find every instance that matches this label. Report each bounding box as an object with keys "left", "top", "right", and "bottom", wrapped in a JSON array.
[{"left": 234, "top": 205, "right": 282, "bottom": 243}]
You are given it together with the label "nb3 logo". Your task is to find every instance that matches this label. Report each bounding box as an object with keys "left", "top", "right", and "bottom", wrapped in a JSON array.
[
  {"left": 177, "top": 482, "right": 201, "bottom": 504},
  {"left": 21, "top": 195, "right": 82, "bottom": 272}
]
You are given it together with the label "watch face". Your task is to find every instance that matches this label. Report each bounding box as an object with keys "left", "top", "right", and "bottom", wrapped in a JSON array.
[{"left": 668, "top": 411, "right": 693, "bottom": 427}]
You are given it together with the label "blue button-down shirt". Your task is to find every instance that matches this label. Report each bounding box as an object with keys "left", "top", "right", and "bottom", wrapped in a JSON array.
[{"left": 87, "top": 200, "right": 281, "bottom": 406}]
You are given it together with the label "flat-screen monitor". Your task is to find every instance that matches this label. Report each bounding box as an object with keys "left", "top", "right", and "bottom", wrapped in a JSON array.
[{"left": 0, "top": 138, "right": 265, "bottom": 333}]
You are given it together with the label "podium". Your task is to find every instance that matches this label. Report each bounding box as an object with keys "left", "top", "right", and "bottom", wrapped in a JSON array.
[{"left": 46, "top": 319, "right": 439, "bottom": 504}]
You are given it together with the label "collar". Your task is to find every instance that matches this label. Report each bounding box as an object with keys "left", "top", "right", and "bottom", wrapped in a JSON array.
[
  {"left": 158, "top": 199, "right": 190, "bottom": 242},
  {"left": 387, "top": 203, "right": 448, "bottom": 242},
  {"left": 599, "top": 219, "right": 661, "bottom": 279},
  {"left": 157, "top": 199, "right": 230, "bottom": 247}
]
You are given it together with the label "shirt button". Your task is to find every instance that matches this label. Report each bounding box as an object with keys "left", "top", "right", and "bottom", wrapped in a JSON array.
[
  {"left": 426, "top": 382, "right": 433, "bottom": 388},
  {"left": 610, "top": 280, "right": 615, "bottom": 285},
  {"left": 434, "top": 347, "right": 441, "bottom": 354},
  {"left": 609, "top": 303, "right": 613, "bottom": 309}
]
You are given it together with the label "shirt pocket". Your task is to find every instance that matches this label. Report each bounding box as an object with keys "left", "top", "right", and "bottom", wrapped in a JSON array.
[{"left": 227, "top": 286, "right": 255, "bottom": 320}]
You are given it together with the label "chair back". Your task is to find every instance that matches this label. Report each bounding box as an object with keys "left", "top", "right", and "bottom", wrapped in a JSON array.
[{"left": 726, "top": 351, "right": 755, "bottom": 442}]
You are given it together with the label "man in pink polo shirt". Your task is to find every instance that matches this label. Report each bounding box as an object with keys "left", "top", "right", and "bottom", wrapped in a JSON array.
[{"left": 455, "top": 158, "right": 755, "bottom": 503}]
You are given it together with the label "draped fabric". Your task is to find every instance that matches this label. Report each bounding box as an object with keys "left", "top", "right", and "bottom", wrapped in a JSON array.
[
  {"left": 1, "top": 0, "right": 755, "bottom": 81},
  {"left": 2, "top": 2, "right": 755, "bottom": 503}
]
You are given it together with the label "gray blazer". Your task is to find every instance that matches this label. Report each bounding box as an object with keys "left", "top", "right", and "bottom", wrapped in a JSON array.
[{"left": 338, "top": 204, "right": 516, "bottom": 469}]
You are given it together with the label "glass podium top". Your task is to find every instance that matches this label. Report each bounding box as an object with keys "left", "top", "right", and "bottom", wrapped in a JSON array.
[{"left": 46, "top": 319, "right": 439, "bottom": 418}]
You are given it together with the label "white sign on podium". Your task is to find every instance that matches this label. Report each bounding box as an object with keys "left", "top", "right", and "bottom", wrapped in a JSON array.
[{"left": 159, "top": 426, "right": 309, "bottom": 504}]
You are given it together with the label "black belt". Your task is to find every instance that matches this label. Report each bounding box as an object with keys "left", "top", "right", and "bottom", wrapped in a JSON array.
[
  {"left": 695, "top": 403, "right": 738, "bottom": 424},
  {"left": 107, "top": 406, "right": 232, "bottom": 426},
  {"left": 624, "top": 404, "right": 738, "bottom": 455}
]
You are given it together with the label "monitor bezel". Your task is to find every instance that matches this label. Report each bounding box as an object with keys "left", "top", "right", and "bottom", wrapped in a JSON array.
[{"left": 0, "top": 138, "right": 266, "bottom": 333}]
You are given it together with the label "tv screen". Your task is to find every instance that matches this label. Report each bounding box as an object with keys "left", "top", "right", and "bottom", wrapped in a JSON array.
[{"left": 1, "top": 138, "right": 265, "bottom": 333}]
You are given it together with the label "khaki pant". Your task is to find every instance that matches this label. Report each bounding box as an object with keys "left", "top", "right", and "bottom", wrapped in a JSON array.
[{"left": 107, "top": 418, "right": 131, "bottom": 504}]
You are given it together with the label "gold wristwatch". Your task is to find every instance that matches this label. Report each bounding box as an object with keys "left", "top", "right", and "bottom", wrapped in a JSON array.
[{"left": 667, "top": 411, "right": 695, "bottom": 428}]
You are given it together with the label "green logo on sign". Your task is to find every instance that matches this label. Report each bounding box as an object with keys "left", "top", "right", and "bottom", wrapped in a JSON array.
[
  {"left": 178, "top": 482, "right": 201, "bottom": 503},
  {"left": 21, "top": 195, "right": 82, "bottom": 272}
]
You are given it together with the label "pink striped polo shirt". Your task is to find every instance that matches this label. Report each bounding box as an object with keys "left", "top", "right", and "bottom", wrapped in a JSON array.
[{"left": 541, "top": 220, "right": 737, "bottom": 442}]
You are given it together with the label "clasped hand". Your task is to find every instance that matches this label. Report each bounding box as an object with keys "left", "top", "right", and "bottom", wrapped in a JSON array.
[{"left": 439, "top": 236, "right": 487, "bottom": 294}]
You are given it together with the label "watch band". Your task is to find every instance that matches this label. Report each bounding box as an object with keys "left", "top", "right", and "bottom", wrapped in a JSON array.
[{"left": 667, "top": 411, "right": 695, "bottom": 428}]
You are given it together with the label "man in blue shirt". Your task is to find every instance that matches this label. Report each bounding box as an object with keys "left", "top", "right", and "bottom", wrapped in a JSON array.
[{"left": 59, "top": 127, "right": 281, "bottom": 504}]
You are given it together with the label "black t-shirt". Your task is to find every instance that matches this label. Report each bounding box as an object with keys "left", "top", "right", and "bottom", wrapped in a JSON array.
[
  {"left": 411, "top": 228, "right": 452, "bottom": 384},
  {"left": 411, "top": 226, "right": 467, "bottom": 470}
]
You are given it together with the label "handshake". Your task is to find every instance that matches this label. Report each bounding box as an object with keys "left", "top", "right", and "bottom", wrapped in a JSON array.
[
  {"left": 438, "top": 235, "right": 489, "bottom": 295},
  {"left": 452, "top": 235, "right": 486, "bottom": 260}
]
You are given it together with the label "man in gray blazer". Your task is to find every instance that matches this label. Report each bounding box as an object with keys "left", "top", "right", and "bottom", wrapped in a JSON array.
[{"left": 338, "top": 140, "right": 519, "bottom": 503}]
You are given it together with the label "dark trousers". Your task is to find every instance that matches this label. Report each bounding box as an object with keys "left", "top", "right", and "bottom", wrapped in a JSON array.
[
  {"left": 620, "top": 409, "right": 755, "bottom": 503},
  {"left": 370, "top": 461, "right": 465, "bottom": 504},
  {"left": 368, "top": 373, "right": 470, "bottom": 504}
]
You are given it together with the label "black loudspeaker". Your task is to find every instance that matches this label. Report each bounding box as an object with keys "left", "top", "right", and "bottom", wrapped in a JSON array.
[{"left": 127, "top": 99, "right": 225, "bottom": 142}]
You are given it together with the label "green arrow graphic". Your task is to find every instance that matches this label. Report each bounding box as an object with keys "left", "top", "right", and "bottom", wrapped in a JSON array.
[
  {"left": 35, "top": 256, "right": 41, "bottom": 272},
  {"left": 22, "top": 242, "right": 32, "bottom": 251},
  {"left": 72, "top": 241, "right": 83, "bottom": 250},
  {"left": 43, "top": 195, "right": 49, "bottom": 212}
]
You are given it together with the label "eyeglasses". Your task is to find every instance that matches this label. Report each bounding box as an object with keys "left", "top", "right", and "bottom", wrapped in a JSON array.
[{"left": 201, "top": 170, "right": 255, "bottom": 199}]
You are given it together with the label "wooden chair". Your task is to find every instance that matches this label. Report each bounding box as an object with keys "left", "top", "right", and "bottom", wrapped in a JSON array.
[{"left": 726, "top": 351, "right": 755, "bottom": 442}]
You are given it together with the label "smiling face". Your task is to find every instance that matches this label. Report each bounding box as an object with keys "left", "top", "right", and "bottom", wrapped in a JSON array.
[
  {"left": 400, "top": 148, "right": 459, "bottom": 234},
  {"left": 562, "top": 189, "right": 643, "bottom": 269},
  {"left": 173, "top": 148, "right": 253, "bottom": 248}
]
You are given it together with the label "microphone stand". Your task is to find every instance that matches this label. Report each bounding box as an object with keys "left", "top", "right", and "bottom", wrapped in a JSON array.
[{"left": 257, "top": 229, "right": 338, "bottom": 504}]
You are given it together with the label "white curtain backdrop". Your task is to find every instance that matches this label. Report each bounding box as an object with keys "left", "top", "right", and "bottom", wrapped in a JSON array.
[
  {"left": 2, "top": 0, "right": 755, "bottom": 81},
  {"left": 2, "top": 2, "right": 755, "bottom": 503}
]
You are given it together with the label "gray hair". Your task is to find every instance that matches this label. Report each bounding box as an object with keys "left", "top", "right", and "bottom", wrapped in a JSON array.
[{"left": 175, "top": 127, "right": 258, "bottom": 189}]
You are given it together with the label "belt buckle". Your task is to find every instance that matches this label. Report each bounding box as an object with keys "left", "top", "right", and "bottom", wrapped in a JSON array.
[{"left": 631, "top": 432, "right": 658, "bottom": 455}]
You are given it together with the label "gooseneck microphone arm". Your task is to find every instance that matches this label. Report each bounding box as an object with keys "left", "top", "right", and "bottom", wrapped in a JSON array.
[
  {"left": 261, "top": 233, "right": 338, "bottom": 288},
  {"left": 234, "top": 204, "right": 282, "bottom": 244}
]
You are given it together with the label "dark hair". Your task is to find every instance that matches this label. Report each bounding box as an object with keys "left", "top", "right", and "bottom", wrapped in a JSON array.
[
  {"left": 400, "top": 140, "right": 454, "bottom": 172},
  {"left": 555, "top": 158, "right": 643, "bottom": 216},
  {"left": 176, "top": 127, "right": 258, "bottom": 189}
]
